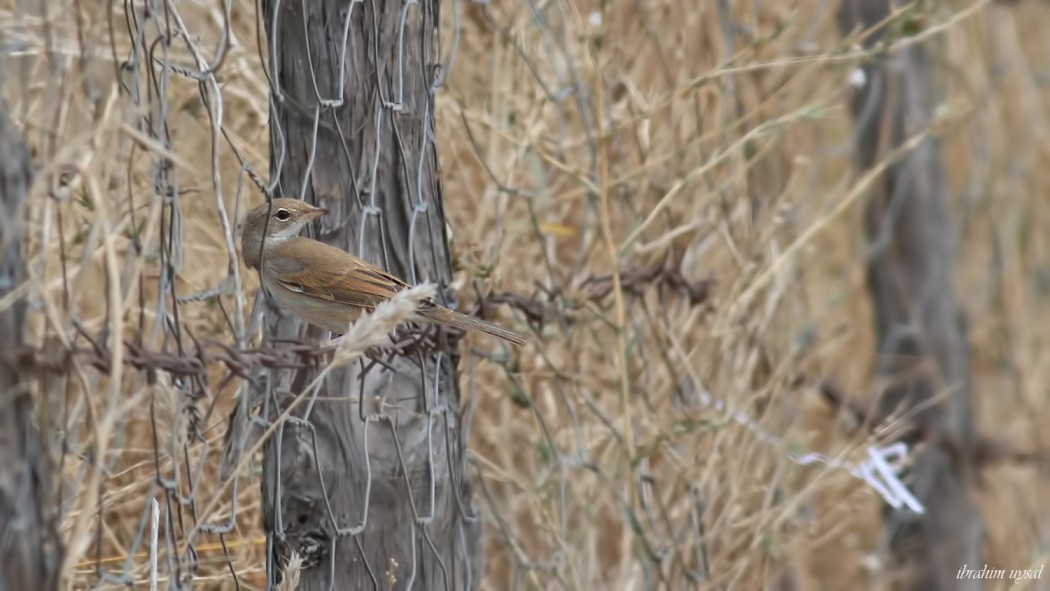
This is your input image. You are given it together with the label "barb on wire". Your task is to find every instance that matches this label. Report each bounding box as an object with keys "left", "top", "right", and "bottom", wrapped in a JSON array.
[
  {"left": 579, "top": 259, "right": 716, "bottom": 306},
  {"left": 471, "top": 260, "right": 716, "bottom": 332}
]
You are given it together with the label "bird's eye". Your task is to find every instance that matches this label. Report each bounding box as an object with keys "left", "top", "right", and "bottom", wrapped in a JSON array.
[{"left": 275, "top": 209, "right": 290, "bottom": 221}]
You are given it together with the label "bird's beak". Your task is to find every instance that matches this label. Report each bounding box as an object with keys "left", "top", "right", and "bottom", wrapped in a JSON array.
[{"left": 307, "top": 206, "right": 329, "bottom": 220}]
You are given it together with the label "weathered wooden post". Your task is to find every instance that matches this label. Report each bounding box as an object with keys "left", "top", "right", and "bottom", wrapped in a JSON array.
[
  {"left": 838, "top": 1, "right": 983, "bottom": 589},
  {"left": 254, "top": 1, "right": 482, "bottom": 588},
  {"left": 0, "top": 103, "right": 63, "bottom": 591}
]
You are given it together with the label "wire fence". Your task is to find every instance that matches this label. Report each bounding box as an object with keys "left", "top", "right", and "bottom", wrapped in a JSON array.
[{"left": 3, "top": 0, "right": 1050, "bottom": 589}]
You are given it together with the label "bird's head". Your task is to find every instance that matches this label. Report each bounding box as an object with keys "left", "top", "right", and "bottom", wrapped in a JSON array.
[{"left": 241, "top": 197, "right": 328, "bottom": 269}]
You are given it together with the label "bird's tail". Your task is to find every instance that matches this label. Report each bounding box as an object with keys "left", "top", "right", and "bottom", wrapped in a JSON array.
[{"left": 421, "top": 306, "right": 527, "bottom": 347}]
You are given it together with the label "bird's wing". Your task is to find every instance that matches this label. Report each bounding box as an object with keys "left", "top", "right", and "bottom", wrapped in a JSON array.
[{"left": 264, "top": 238, "right": 411, "bottom": 310}]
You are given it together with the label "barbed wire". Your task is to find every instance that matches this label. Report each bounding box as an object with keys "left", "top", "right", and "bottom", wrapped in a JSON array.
[{"left": 0, "top": 262, "right": 714, "bottom": 382}]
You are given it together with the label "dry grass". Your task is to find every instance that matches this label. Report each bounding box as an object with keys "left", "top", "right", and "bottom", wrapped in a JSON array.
[{"left": 3, "top": 0, "right": 1050, "bottom": 589}]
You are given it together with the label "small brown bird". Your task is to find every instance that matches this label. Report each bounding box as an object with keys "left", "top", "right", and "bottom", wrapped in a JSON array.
[{"left": 241, "top": 197, "right": 526, "bottom": 346}]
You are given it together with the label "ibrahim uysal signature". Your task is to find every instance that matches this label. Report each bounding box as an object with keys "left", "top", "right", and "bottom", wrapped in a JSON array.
[{"left": 957, "top": 564, "right": 1044, "bottom": 583}]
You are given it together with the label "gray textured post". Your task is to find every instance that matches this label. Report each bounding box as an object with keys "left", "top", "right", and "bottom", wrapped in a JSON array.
[
  {"left": 0, "top": 103, "right": 63, "bottom": 591},
  {"left": 256, "top": 1, "right": 481, "bottom": 589},
  {"left": 838, "top": 1, "right": 983, "bottom": 589}
]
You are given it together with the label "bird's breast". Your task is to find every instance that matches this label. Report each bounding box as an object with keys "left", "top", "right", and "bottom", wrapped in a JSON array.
[{"left": 262, "top": 274, "right": 362, "bottom": 334}]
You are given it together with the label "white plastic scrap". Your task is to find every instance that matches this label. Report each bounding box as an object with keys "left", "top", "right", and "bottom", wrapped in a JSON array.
[{"left": 692, "top": 388, "right": 926, "bottom": 514}]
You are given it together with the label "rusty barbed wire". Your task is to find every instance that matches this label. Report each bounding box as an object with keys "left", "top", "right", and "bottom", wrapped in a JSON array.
[
  {"left": 0, "top": 262, "right": 714, "bottom": 382},
  {"left": 470, "top": 259, "right": 716, "bottom": 332}
]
